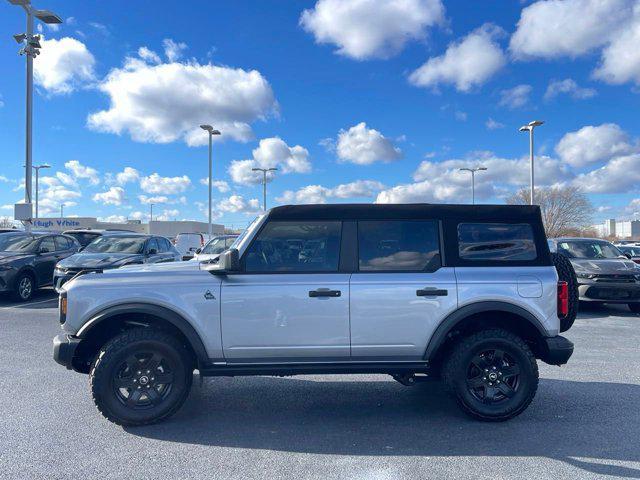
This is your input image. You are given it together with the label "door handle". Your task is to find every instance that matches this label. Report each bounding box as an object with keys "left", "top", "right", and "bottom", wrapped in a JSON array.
[
  {"left": 416, "top": 288, "right": 448, "bottom": 297},
  {"left": 309, "top": 289, "right": 341, "bottom": 298}
]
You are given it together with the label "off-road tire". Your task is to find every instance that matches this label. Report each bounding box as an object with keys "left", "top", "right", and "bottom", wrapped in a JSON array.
[
  {"left": 552, "top": 252, "right": 579, "bottom": 332},
  {"left": 12, "top": 272, "right": 35, "bottom": 302},
  {"left": 90, "top": 328, "right": 193, "bottom": 426},
  {"left": 442, "top": 329, "right": 539, "bottom": 422},
  {"left": 629, "top": 303, "right": 640, "bottom": 314}
]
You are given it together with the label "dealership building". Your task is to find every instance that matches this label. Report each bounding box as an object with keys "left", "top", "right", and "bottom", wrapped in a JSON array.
[
  {"left": 593, "top": 219, "right": 640, "bottom": 239},
  {"left": 30, "top": 217, "right": 225, "bottom": 239}
]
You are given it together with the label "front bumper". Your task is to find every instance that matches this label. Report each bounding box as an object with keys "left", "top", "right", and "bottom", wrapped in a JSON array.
[
  {"left": 578, "top": 282, "right": 640, "bottom": 303},
  {"left": 538, "top": 335, "right": 574, "bottom": 365},
  {"left": 53, "top": 333, "right": 81, "bottom": 370},
  {"left": 53, "top": 273, "right": 73, "bottom": 292}
]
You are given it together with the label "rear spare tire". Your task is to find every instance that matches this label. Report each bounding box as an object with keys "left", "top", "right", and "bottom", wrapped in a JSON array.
[{"left": 552, "top": 252, "right": 578, "bottom": 332}]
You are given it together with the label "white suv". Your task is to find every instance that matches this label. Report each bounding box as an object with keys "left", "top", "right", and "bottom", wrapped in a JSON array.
[{"left": 53, "top": 204, "right": 574, "bottom": 426}]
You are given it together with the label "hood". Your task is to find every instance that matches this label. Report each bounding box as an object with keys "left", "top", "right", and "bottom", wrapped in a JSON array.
[
  {"left": 57, "top": 252, "right": 141, "bottom": 269},
  {"left": 570, "top": 258, "right": 640, "bottom": 275},
  {"left": 0, "top": 251, "right": 33, "bottom": 262},
  {"left": 103, "top": 260, "right": 201, "bottom": 274}
]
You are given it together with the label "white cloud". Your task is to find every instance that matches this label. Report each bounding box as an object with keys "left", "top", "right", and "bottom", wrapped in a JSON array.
[
  {"left": 217, "top": 195, "right": 261, "bottom": 215},
  {"left": 34, "top": 37, "right": 95, "bottom": 94},
  {"left": 454, "top": 111, "right": 468, "bottom": 122},
  {"left": 115, "top": 167, "right": 140, "bottom": 185},
  {"left": 555, "top": 123, "right": 636, "bottom": 167},
  {"left": 99, "top": 214, "right": 127, "bottom": 223},
  {"left": 485, "top": 118, "right": 505, "bottom": 130},
  {"left": 162, "top": 39, "right": 187, "bottom": 62},
  {"left": 65, "top": 160, "right": 100, "bottom": 185},
  {"left": 336, "top": 122, "right": 402, "bottom": 165},
  {"left": 573, "top": 154, "right": 640, "bottom": 193},
  {"left": 156, "top": 208, "right": 180, "bottom": 221},
  {"left": 409, "top": 23, "right": 506, "bottom": 92},
  {"left": 137, "top": 47, "right": 161, "bottom": 64},
  {"left": 277, "top": 180, "right": 385, "bottom": 204},
  {"left": 229, "top": 137, "right": 312, "bottom": 185},
  {"left": 0, "top": 93, "right": 4, "bottom": 108},
  {"left": 138, "top": 195, "right": 169, "bottom": 204},
  {"left": 140, "top": 173, "right": 191, "bottom": 194},
  {"left": 0, "top": 175, "right": 9, "bottom": 183},
  {"left": 593, "top": 5, "right": 640, "bottom": 85},
  {"left": 88, "top": 48, "right": 277, "bottom": 146},
  {"left": 498, "top": 84, "right": 532, "bottom": 109},
  {"left": 93, "top": 187, "right": 125, "bottom": 206},
  {"left": 544, "top": 78, "right": 597, "bottom": 101},
  {"left": 300, "top": 0, "right": 445, "bottom": 60},
  {"left": 200, "top": 178, "right": 230, "bottom": 192},
  {"left": 509, "top": 0, "right": 631, "bottom": 60}
]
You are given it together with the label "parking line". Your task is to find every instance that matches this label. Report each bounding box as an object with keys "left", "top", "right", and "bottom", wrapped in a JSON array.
[{"left": 0, "top": 297, "right": 58, "bottom": 311}]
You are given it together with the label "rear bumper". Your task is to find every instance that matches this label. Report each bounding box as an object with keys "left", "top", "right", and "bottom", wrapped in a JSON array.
[
  {"left": 538, "top": 335, "right": 574, "bottom": 365},
  {"left": 53, "top": 333, "right": 81, "bottom": 370}
]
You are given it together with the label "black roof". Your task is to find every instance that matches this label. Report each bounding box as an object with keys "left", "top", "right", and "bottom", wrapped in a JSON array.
[{"left": 268, "top": 203, "right": 542, "bottom": 222}]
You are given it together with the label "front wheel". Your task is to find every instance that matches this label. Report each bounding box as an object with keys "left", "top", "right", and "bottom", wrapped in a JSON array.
[
  {"left": 90, "top": 328, "right": 193, "bottom": 426},
  {"left": 442, "top": 329, "right": 539, "bottom": 421},
  {"left": 12, "top": 273, "right": 34, "bottom": 302}
]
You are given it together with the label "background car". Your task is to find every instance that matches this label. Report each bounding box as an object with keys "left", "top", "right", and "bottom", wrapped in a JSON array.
[
  {"left": 174, "top": 232, "right": 205, "bottom": 260},
  {"left": 62, "top": 229, "right": 135, "bottom": 249},
  {"left": 617, "top": 245, "right": 640, "bottom": 264},
  {"left": 0, "top": 232, "right": 80, "bottom": 301},
  {"left": 192, "top": 234, "right": 238, "bottom": 262},
  {"left": 54, "top": 234, "right": 181, "bottom": 290},
  {"left": 551, "top": 237, "right": 640, "bottom": 312}
]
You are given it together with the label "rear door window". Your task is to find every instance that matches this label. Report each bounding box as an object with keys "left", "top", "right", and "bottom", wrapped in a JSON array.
[
  {"left": 458, "top": 223, "right": 537, "bottom": 261},
  {"left": 54, "top": 236, "right": 71, "bottom": 251},
  {"left": 358, "top": 221, "right": 440, "bottom": 271}
]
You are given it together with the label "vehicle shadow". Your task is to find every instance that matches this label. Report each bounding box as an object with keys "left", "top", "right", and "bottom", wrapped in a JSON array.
[
  {"left": 579, "top": 302, "right": 639, "bottom": 319},
  {"left": 128, "top": 377, "right": 640, "bottom": 477},
  {"left": 0, "top": 288, "right": 57, "bottom": 309}
]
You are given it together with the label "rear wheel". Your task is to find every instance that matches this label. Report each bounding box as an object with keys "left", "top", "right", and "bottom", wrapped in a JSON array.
[
  {"left": 629, "top": 303, "right": 640, "bottom": 314},
  {"left": 442, "top": 329, "right": 539, "bottom": 421},
  {"left": 90, "top": 328, "right": 193, "bottom": 426},
  {"left": 12, "top": 272, "right": 34, "bottom": 302}
]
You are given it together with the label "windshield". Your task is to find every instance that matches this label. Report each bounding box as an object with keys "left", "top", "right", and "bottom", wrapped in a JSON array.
[
  {"left": 83, "top": 236, "right": 147, "bottom": 254},
  {"left": 67, "top": 232, "right": 101, "bottom": 247},
  {"left": 201, "top": 237, "right": 228, "bottom": 255},
  {"left": 0, "top": 234, "right": 40, "bottom": 252},
  {"left": 558, "top": 241, "right": 624, "bottom": 259},
  {"left": 619, "top": 246, "right": 640, "bottom": 256}
]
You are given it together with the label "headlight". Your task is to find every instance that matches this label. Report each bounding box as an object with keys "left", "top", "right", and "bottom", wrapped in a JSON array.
[{"left": 576, "top": 273, "right": 596, "bottom": 279}]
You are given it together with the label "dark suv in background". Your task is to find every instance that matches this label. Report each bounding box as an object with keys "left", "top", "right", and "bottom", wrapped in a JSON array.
[{"left": 0, "top": 232, "right": 80, "bottom": 301}]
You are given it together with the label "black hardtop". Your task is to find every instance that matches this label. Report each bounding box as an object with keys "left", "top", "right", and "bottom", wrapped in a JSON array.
[{"left": 268, "top": 203, "right": 543, "bottom": 223}]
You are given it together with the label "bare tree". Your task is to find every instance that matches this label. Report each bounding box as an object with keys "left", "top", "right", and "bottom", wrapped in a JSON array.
[{"left": 507, "top": 186, "right": 594, "bottom": 237}]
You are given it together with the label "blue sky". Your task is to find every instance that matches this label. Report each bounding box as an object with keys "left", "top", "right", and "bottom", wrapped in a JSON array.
[{"left": 1, "top": 0, "right": 640, "bottom": 228}]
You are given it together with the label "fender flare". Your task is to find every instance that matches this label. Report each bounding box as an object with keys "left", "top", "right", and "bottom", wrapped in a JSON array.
[
  {"left": 77, "top": 303, "right": 209, "bottom": 363},
  {"left": 424, "top": 301, "right": 549, "bottom": 361}
]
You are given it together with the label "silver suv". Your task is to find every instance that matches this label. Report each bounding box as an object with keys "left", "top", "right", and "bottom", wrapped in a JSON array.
[{"left": 53, "top": 204, "right": 574, "bottom": 426}]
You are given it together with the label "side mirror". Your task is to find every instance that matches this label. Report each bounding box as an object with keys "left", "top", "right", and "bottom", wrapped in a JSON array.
[
  {"left": 148, "top": 248, "right": 158, "bottom": 255},
  {"left": 218, "top": 248, "right": 240, "bottom": 272},
  {"left": 624, "top": 253, "right": 632, "bottom": 259},
  {"left": 39, "top": 247, "right": 50, "bottom": 254},
  {"left": 195, "top": 247, "right": 202, "bottom": 254}
]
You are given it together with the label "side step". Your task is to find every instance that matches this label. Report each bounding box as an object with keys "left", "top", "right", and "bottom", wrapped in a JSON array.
[{"left": 199, "top": 361, "right": 430, "bottom": 377}]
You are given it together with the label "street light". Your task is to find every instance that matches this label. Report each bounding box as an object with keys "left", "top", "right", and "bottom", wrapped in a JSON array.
[
  {"left": 60, "top": 203, "right": 64, "bottom": 218},
  {"left": 519, "top": 120, "right": 544, "bottom": 205},
  {"left": 8, "top": 0, "right": 62, "bottom": 232},
  {"left": 458, "top": 166, "right": 487, "bottom": 205},
  {"left": 252, "top": 167, "right": 278, "bottom": 211},
  {"left": 149, "top": 203, "right": 154, "bottom": 223},
  {"left": 32, "top": 163, "right": 49, "bottom": 219},
  {"left": 200, "top": 124, "right": 221, "bottom": 239}
]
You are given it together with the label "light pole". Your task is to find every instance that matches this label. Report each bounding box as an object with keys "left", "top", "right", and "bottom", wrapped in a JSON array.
[
  {"left": 519, "top": 120, "right": 544, "bottom": 205},
  {"left": 200, "top": 125, "right": 221, "bottom": 238},
  {"left": 149, "top": 203, "right": 154, "bottom": 223},
  {"left": 8, "top": 0, "right": 62, "bottom": 232},
  {"left": 458, "top": 166, "right": 487, "bottom": 205},
  {"left": 32, "top": 163, "right": 49, "bottom": 219},
  {"left": 252, "top": 167, "right": 278, "bottom": 211},
  {"left": 60, "top": 203, "right": 64, "bottom": 218}
]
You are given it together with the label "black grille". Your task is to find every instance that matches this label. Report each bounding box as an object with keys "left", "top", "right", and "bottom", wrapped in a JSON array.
[
  {"left": 585, "top": 286, "right": 640, "bottom": 300},
  {"left": 593, "top": 274, "right": 637, "bottom": 283}
]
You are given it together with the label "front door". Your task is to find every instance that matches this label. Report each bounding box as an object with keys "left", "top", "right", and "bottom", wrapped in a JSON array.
[
  {"left": 349, "top": 220, "right": 458, "bottom": 359},
  {"left": 34, "top": 236, "right": 58, "bottom": 286},
  {"left": 221, "top": 220, "right": 349, "bottom": 362}
]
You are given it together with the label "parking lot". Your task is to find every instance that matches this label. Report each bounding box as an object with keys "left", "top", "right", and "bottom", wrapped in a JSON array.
[{"left": 1, "top": 290, "right": 639, "bottom": 480}]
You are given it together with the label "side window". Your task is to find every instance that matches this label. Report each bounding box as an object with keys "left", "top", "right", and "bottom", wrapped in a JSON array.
[
  {"left": 157, "top": 238, "right": 170, "bottom": 253},
  {"left": 39, "top": 237, "right": 55, "bottom": 253},
  {"left": 54, "top": 236, "right": 70, "bottom": 251},
  {"left": 358, "top": 221, "right": 440, "bottom": 271},
  {"left": 458, "top": 223, "right": 537, "bottom": 261},
  {"left": 147, "top": 238, "right": 159, "bottom": 254},
  {"left": 244, "top": 221, "right": 342, "bottom": 272}
]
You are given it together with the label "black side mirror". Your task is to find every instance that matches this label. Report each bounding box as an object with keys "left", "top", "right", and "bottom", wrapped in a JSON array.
[
  {"left": 195, "top": 247, "right": 202, "bottom": 254},
  {"left": 39, "top": 247, "right": 50, "bottom": 254},
  {"left": 218, "top": 248, "right": 240, "bottom": 272},
  {"left": 148, "top": 248, "right": 158, "bottom": 255},
  {"left": 624, "top": 253, "right": 632, "bottom": 259}
]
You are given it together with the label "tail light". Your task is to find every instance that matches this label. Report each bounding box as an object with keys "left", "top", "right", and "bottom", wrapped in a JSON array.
[
  {"left": 59, "top": 291, "right": 67, "bottom": 324},
  {"left": 557, "top": 281, "right": 568, "bottom": 318}
]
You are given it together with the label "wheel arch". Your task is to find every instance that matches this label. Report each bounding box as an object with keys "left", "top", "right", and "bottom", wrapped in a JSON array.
[
  {"left": 14, "top": 265, "right": 37, "bottom": 288},
  {"left": 73, "top": 303, "right": 208, "bottom": 373},
  {"left": 425, "top": 301, "right": 549, "bottom": 368}
]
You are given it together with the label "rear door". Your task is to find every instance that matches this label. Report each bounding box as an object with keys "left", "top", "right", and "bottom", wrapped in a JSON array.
[
  {"left": 350, "top": 220, "right": 458, "bottom": 359},
  {"left": 220, "top": 220, "right": 350, "bottom": 362}
]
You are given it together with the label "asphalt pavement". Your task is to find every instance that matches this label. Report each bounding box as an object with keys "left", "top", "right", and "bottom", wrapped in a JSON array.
[{"left": 1, "top": 289, "right": 639, "bottom": 479}]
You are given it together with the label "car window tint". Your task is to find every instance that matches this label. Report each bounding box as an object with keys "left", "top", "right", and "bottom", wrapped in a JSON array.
[
  {"left": 40, "top": 237, "right": 56, "bottom": 253},
  {"left": 54, "top": 236, "right": 70, "bottom": 251},
  {"left": 156, "top": 238, "right": 169, "bottom": 253},
  {"left": 358, "top": 221, "right": 440, "bottom": 271},
  {"left": 245, "top": 221, "right": 341, "bottom": 272},
  {"left": 458, "top": 223, "right": 537, "bottom": 261},
  {"left": 147, "top": 238, "right": 159, "bottom": 254}
]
